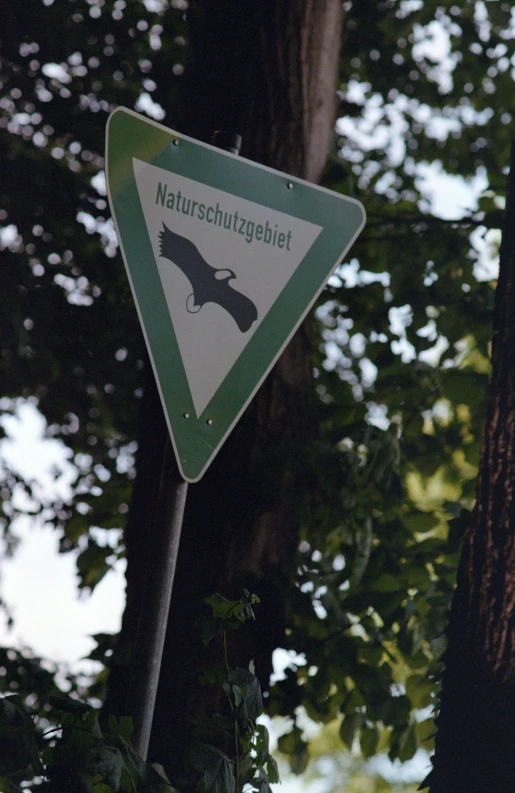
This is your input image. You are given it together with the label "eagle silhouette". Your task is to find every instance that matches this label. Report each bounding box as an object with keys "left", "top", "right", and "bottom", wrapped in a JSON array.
[{"left": 158, "top": 223, "right": 258, "bottom": 333}]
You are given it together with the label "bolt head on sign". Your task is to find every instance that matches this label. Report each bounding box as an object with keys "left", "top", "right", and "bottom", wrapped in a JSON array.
[{"left": 105, "top": 108, "right": 366, "bottom": 482}]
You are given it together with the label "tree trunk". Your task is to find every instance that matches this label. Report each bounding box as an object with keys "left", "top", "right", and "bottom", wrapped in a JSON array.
[
  {"left": 103, "top": 1, "right": 343, "bottom": 787},
  {"left": 428, "top": 143, "right": 515, "bottom": 792}
]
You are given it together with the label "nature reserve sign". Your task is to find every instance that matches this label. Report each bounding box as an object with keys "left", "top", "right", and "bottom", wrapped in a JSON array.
[{"left": 106, "top": 107, "right": 366, "bottom": 482}]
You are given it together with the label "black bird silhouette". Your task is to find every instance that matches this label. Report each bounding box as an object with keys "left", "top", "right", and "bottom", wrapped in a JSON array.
[{"left": 158, "top": 223, "right": 258, "bottom": 333}]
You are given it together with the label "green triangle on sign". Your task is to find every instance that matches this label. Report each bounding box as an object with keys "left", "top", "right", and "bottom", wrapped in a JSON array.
[{"left": 106, "top": 107, "right": 366, "bottom": 483}]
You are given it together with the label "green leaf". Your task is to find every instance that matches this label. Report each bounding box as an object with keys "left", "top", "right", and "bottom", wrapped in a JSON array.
[
  {"left": 76, "top": 542, "right": 113, "bottom": 591},
  {"left": 140, "top": 761, "right": 177, "bottom": 792},
  {"left": 277, "top": 727, "right": 309, "bottom": 775},
  {"left": 198, "top": 615, "right": 228, "bottom": 646},
  {"left": 416, "top": 718, "right": 436, "bottom": 752},
  {"left": 192, "top": 712, "right": 234, "bottom": 744},
  {"left": 49, "top": 695, "right": 95, "bottom": 717},
  {"left": 339, "top": 713, "right": 360, "bottom": 749},
  {"left": 148, "top": 762, "right": 172, "bottom": 782},
  {"left": 384, "top": 695, "right": 411, "bottom": 728},
  {"left": 360, "top": 725, "right": 379, "bottom": 758},
  {"left": 205, "top": 594, "right": 246, "bottom": 622},
  {"left": 108, "top": 714, "right": 133, "bottom": 743},
  {"left": 255, "top": 723, "right": 270, "bottom": 764},
  {"left": 198, "top": 664, "right": 229, "bottom": 686},
  {"left": 289, "top": 746, "right": 309, "bottom": 775},
  {"left": 256, "top": 766, "right": 272, "bottom": 793},
  {"left": 441, "top": 371, "right": 487, "bottom": 405},
  {"left": 370, "top": 573, "right": 401, "bottom": 593},
  {"left": 398, "top": 723, "right": 417, "bottom": 762},
  {"left": 277, "top": 729, "right": 300, "bottom": 755},
  {"left": 0, "top": 696, "right": 43, "bottom": 776},
  {"left": 237, "top": 753, "right": 254, "bottom": 786},
  {"left": 190, "top": 743, "right": 236, "bottom": 793},
  {"left": 405, "top": 674, "right": 433, "bottom": 709},
  {"left": 0, "top": 697, "right": 25, "bottom": 726},
  {"left": 75, "top": 771, "right": 95, "bottom": 793},
  {"left": 91, "top": 745, "right": 124, "bottom": 790},
  {"left": 227, "top": 668, "right": 263, "bottom": 720},
  {"left": 266, "top": 754, "right": 280, "bottom": 784}
]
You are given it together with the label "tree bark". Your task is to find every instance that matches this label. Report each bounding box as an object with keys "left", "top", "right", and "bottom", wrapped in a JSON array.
[
  {"left": 103, "top": 1, "right": 343, "bottom": 787},
  {"left": 428, "top": 143, "right": 515, "bottom": 792}
]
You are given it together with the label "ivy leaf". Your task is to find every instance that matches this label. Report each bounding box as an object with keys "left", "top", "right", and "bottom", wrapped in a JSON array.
[
  {"left": 241, "top": 589, "right": 260, "bottom": 620},
  {"left": 227, "top": 669, "right": 263, "bottom": 720},
  {"left": 255, "top": 723, "right": 270, "bottom": 764},
  {"left": 140, "top": 761, "right": 178, "bottom": 792},
  {"left": 198, "top": 664, "right": 229, "bottom": 685},
  {"left": 205, "top": 594, "right": 246, "bottom": 622},
  {"left": 108, "top": 731, "right": 144, "bottom": 782},
  {"left": 192, "top": 712, "right": 234, "bottom": 744},
  {"left": 108, "top": 714, "right": 134, "bottom": 743},
  {"left": 237, "top": 753, "right": 254, "bottom": 786},
  {"left": 0, "top": 696, "right": 42, "bottom": 776},
  {"left": 90, "top": 745, "right": 124, "bottom": 790},
  {"left": 49, "top": 695, "right": 95, "bottom": 717},
  {"left": 256, "top": 766, "right": 271, "bottom": 793},
  {"left": 190, "top": 743, "right": 236, "bottom": 793},
  {"left": 198, "top": 616, "right": 227, "bottom": 647},
  {"left": 48, "top": 767, "right": 95, "bottom": 793},
  {"left": 252, "top": 724, "right": 279, "bottom": 785},
  {"left": 75, "top": 770, "right": 95, "bottom": 793}
]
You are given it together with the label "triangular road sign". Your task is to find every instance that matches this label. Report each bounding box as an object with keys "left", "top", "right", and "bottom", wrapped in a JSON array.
[{"left": 106, "top": 107, "right": 366, "bottom": 482}]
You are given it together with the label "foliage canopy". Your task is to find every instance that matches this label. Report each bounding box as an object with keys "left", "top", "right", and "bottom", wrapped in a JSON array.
[{"left": 1, "top": 0, "right": 513, "bottom": 789}]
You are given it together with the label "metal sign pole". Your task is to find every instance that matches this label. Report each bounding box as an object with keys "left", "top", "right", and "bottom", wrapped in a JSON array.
[
  {"left": 132, "top": 131, "right": 241, "bottom": 761},
  {"left": 133, "top": 437, "right": 188, "bottom": 760}
]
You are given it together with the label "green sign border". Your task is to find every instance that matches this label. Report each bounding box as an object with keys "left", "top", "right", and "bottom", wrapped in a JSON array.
[{"left": 106, "top": 107, "right": 365, "bottom": 482}]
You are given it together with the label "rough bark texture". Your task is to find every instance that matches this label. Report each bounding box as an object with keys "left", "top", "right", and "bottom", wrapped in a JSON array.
[
  {"left": 103, "top": 2, "right": 343, "bottom": 787},
  {"left": 429, "top": 143, "right": 515, "bottom": 792}
]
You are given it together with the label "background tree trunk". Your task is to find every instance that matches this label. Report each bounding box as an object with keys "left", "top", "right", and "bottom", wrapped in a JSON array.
[
  {"left": 429, "top": 143, "right": 515, "bottom": 792},
  {"left": 103, "top": 1, "right": 343, "bottom": 787}
]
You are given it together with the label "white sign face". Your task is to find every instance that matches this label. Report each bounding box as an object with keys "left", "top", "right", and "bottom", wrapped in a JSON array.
[
  {"left": 133, "top": 158, "right": 322, "bottom": 416},
  {"left": 107, "top": 107, "right": 366, "bottom": 481}
]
